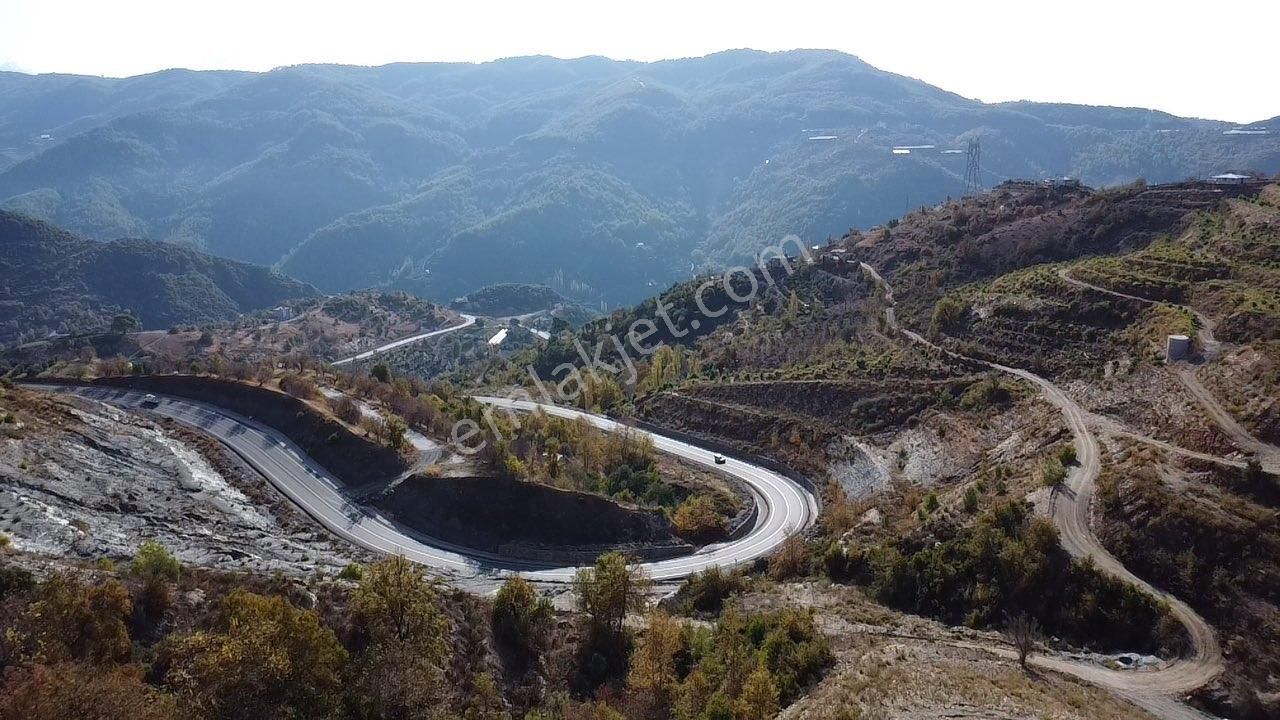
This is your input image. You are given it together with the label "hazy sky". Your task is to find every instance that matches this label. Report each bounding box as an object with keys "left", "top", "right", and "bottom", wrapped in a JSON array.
[{"left": 2, "top": 0, "right": 1277, "bottom": 123}]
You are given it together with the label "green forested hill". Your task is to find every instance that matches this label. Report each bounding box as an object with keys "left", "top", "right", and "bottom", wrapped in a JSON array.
[
  {"left": 1, "top": 51, "right": 1276, "bottom": 307},
  {"left": 0, "top": 211, "right": 315, "bottom": 343}
]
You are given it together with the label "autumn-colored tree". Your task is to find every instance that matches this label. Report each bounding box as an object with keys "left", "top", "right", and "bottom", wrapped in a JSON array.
[
  {"left": 384, "top": 415, "right": 408, "bottom": 452},
  {"left": 21, "top": 572, "right": 132, "bottom": 666},
  {"left": 574, "top": 552, "right": 650, "bottom": 641},
  {"left": 462, "top": 672, "right": 509, "bottom": 720},
  {"left": 626, "top": 611, "right": 686, "bottom": 718},
  {"left": 253, "top": 364, "right": 274, "bottom": 386},
  {"left": 328, "top": 394, "right": 363, "bottom": 425},
  {"left": 0, "top": 663, "right": 178, "bottom": 720},
  {"left": 736, "top": 664, "right": 780, "bottom": 720},
  {"left": 672, "top": 668, "right": 712, "bottom": 720},
  {"left": 163, "top": 590, "right": 347, "bottom": 720},
  {"left": 278, "top": 373, "right": 317, "bottom": 399},
  {"left": 344, "top": 556, "right": 450, "bottom": 719},
  {"left": 766, "top": 535, "right": 807, "bottom": 580},
  {"left": 360, "top": 415, "right": 388, "bottom": 444},
  {"left": 351, "top": 556, "right": 447, "bottom": 651},
  {"left": 672, "top": 495, "right": 728, "bottom": 541},
  {"left": 344, "top": 637, "right": 445, "bottom": 720}
]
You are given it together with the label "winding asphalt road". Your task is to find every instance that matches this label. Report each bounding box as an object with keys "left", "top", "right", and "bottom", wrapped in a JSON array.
[
  {"left": 331, "top": 314, "right": 477, "bottom": 366},
  {"left": 317, "top": 312, "right": 818, "bottom": 579},
  {"left": 476, "top": 396, "right": 818, "bottom": 582},
  {"left": 860, "top": 262, "right": 1223, "bottom": 720},
  {"left": 39, "top": 384, "right": 816, "bottom": 584}
]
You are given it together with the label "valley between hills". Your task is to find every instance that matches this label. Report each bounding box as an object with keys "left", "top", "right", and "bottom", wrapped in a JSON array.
[
  {"left": 6, "top": 22, "right": 1280, "bottom": 716},
  {"left": 1, "top": 175, "right": 1277, "bottom": 719}
]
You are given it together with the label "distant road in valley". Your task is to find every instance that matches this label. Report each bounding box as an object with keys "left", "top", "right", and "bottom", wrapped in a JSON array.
[{"left": 331, "top": 314, "right": 477, "bottom": 366}]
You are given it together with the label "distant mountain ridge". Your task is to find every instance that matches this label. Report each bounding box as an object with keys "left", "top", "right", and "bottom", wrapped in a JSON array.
[
  {"left": 1, "top": 50, "right": 1277, "bottom": 307},
  {"left": 0, "top": 211, "right": 315, "bottom": 343}
]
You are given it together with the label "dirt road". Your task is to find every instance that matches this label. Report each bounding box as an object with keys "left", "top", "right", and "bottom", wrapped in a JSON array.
[
  {"left": 1058, "top": 267, "right": 1279, "bottom": 471},
  {"left": 861, "top": 262, "right": 1222, "bottom": 720}
]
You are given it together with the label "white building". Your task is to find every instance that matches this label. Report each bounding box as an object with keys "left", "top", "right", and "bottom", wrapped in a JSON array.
[{"left": 1209, "top": 173, "right": 1252, "bottom": 185}]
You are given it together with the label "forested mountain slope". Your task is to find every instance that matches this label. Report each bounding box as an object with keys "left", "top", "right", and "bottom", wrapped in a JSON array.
[
  {"left": 0, "top": 211, "right": 315, "bottom": 343},
  {"left": 2, "top": 51, "right": 1276, "bottom": 306}
]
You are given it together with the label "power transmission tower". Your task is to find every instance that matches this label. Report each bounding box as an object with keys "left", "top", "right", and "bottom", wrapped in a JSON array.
[{"left": 963, "top": 136, "right": 983, "bottom": 196}]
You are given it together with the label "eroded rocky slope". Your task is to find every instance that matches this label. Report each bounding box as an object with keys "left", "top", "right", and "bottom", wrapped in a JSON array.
[{"left": 0, "top": 385, "right": 355, "bottom": 573}]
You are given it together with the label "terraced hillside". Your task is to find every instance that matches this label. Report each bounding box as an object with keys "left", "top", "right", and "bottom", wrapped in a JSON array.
[
  {"left": 848, "top": 179, "right": 1265, "bottom": 331},
  {"left": 456, "top": 177, "right": 1280, "bottom": 718},
  {"left": 899, "top": 182, "right": 1280, "bottom": 714}
]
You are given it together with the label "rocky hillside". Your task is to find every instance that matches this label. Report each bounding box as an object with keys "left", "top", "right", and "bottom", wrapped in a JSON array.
[
  {"left": 0, "top": 211, "right": 316, "bottom": 343},
  {"left": 0, "top": 383, "right": 353, "bottom": 573}
]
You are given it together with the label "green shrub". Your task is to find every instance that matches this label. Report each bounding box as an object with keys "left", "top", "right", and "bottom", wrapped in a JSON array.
[
  {"left": 674, "top": 565, "right": 745, "bottom": 615},
  {"left": 131, "top": 540, "right": 180, "bottom": 620},
  {"left": 960, "top": 375, "right": 1014, "bottom": 409},
  {"left": 492, "top": 576, "right": 552, "bottom": 662},
  {"left": 823, "top": 543, "right": 868, "bottom": 583},
  {"left": 0, "top": 563, "right": 34, "bottom": 600},
  {"left": 131, "top": 540, "right": 180, "bottom": 583},
  {"left": 931, "top": 294, "right": 969, "bottom": 333},
  {"left": 1057, "top": 444, "right": 1078, "bottom": 466},
  {"left": 1040, "top": 458, "right": 1068, "bottom": 487},
  {"left": 922, "top": 492, "right": 940, "bottom": 514}
]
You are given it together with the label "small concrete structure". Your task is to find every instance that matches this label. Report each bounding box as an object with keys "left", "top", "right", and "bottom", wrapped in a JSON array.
[
  {"left": 1166, "top": 334, "right": 1191, "bottom": 362},
  {"left": 1209, "top": 173, "right": 1252, "bottom": 185}
]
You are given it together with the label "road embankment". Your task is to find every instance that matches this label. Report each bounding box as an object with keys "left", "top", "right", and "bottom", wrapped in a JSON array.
[
  {"left": 369, "top": 474, "right": 691, "bottom": 564},
  {"left": 42, "top": 375, "right": 410, "bottom": 492}
]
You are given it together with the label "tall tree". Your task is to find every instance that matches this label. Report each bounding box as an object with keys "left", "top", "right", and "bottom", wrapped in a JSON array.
[
  {"left": 163, "top": 590, "right": 347, "bottom": 720},
  {"left": 492, "top": 576, "right": 553, "bottom": 665},
  {"left": 626, "top": 611, "right": 686, "bottom": 717}
]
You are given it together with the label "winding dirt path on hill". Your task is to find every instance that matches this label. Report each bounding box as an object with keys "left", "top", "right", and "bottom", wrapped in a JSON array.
[
  {"left": 860, "top": 262, "right": 1222, "bottom": 720},
  {"left": 1058, "top": 267, "right": 1280, "bottom": 471}
]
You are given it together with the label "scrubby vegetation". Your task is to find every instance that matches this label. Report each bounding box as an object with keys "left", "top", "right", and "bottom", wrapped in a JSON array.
[
  {"left": 0, "top": 547, "right": 831, "bottom": 720},
  {"left": 451, "top": 283, "right": 567, "bottom": 316},
  {"left": 829, "top": 500, "right": 1182, "bottom": 654},
  {"left": 463, "top": 404, "right": 739, "bottom": 535},
  {"left": 617, "top": 604, "right": 831, "bottom": 720},
  {"left": 666, "top": 566, "right": 747, "bottom": 617},
  {"left": 1097, "top": 460, "right": 1280, "bottom": 713}
]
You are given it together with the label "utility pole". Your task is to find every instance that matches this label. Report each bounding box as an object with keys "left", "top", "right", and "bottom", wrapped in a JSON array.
[{"left": 964, "top": 136, "right": 983, "bottom": 196}]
